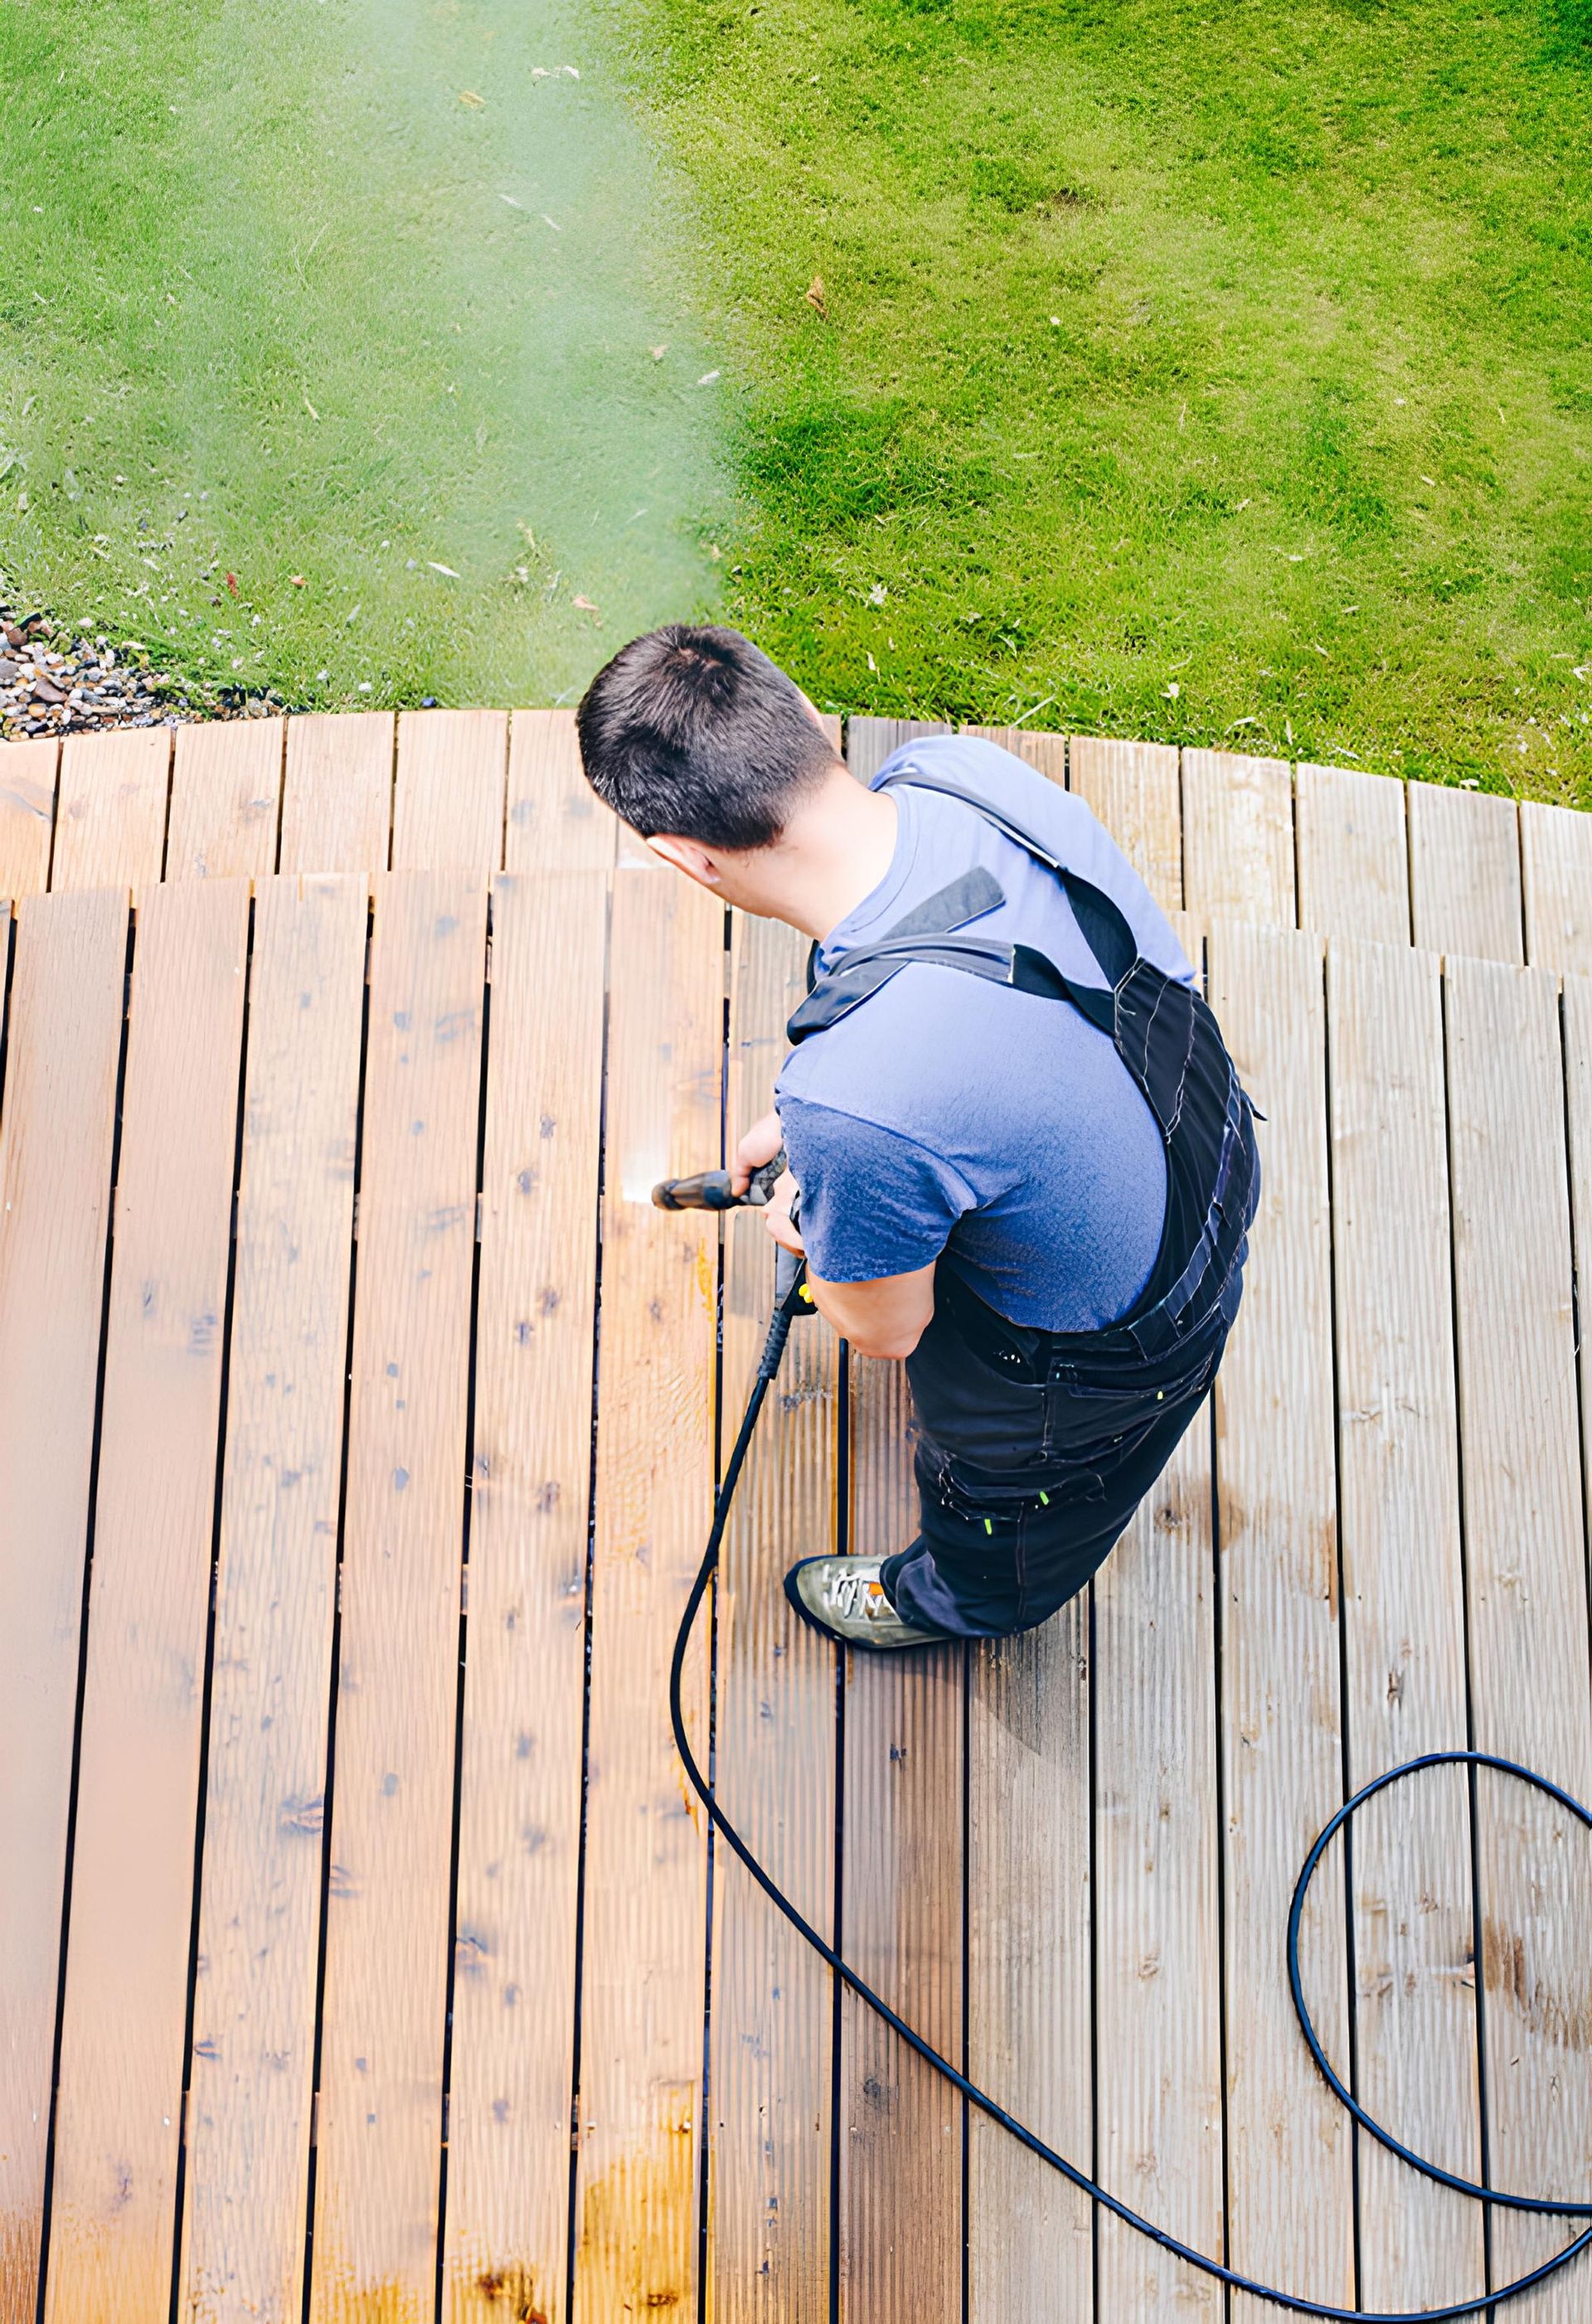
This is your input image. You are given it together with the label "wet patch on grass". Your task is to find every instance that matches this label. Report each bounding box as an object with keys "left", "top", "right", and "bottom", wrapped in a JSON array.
[{"left": 0, "top": 0, "right": 729, "bottom": 710}]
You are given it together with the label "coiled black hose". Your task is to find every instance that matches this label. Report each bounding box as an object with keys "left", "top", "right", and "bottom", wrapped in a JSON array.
[{"left": 668, "top": 1285, "right": 1592, "bottom": 2320}]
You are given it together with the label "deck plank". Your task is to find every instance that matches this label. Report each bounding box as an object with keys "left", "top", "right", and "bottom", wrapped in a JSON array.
[
  {"left": 1095, "top": 916, "right": 1221, "bottom": 2322},
  {"left": 1068, "top": 737, "right": 1182, "bottom": 913},
  {"left": 968, "top": 1607, "right": 1091, "bottom": 2321},
  {"left": 308, "top": 874, "right": 488, "bottom": 2324},
  {"left": 0, "top": 737, "right": 58, "bottom": 898},
  {"left": 570, "top": 858, "right": 722, "bottom": 2318},
  {"left": 393, "top": 711, "right": 509, "bottom": 875},
  {"left": 964, "top": 750, "right": 1096, "bottom": 2324},
  {"left": 504, "top": 708, "right": 616, "bottom": 874},
  {"left": 1327, "top": 937, "right": 1483, "bottom": 2310},
  {"left": 1294, "top": 763, "right": 1408, "bottom": 944},
  {"left": 442, "top": 870, "right": 609, "bottom": 2324},
  {"left": 177, "top": 876, "right": 368, "bottom": 2324},
  {"left": 1521, "top": 799, "right": 1592, "bottom": 973},
  {"left": 1445, "top": 954, "right": 1592, "bottom": 2312},
  {"left": 1094, "top": 1416, "right": 1223, "bottom": 2317},
  {"left": 841, "top": 1362, "right": 963, "bottom": 2324},
  {"left": 44, "top": 880, "right": 252, "bottom": 2324},
  {"left": 710, "top": 911, "right": 839, "bottom": 2322},
  {"left": 51, "top": 727, "right": 171, "bottom": 891},
  {"left": 1181, "top": 750, "right": 1294, "bottom": 926},
  {"left": 1208, "top": 921, "right": 1353, "bottom": 2317},
  {"left": 167, "top": 719, "right": 285, "bottom": 881},
  {"left": 278, "top": 713, "right": 394, "bottom": 875},
  {"left": 961, "top": 725, "right": 1068, "bottom": 783},
  {"left": 845, "top": 716, "right": 953, "bottom": 782},
  {"left": 1407, "top": 785, "right": 1522, "bottom": 963},
  {"left": 0, "top": 891, "right": 126, "bottom": 2324}
]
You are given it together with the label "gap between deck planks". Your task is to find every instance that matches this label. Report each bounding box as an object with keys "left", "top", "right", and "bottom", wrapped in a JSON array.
[{"left": 4, "top": 714, "right": 1592, "bottom": 2324}]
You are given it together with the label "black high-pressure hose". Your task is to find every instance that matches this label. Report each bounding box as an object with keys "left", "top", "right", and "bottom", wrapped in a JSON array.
[{"left": 668, "top": 1277, "right": 1592, "bottom": 2322}]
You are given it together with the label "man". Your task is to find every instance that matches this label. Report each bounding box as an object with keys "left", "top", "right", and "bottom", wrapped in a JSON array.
[{"left": 576, "top": 624, "right": 1260, "bottom": 1648}]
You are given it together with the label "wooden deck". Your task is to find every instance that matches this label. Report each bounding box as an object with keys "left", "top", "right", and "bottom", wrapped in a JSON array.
[{"left": 2, "top": 709, "right": 1592, "bottom": 2322}]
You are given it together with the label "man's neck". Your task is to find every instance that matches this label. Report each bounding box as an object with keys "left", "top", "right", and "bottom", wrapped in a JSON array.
[{"left": 758, "top": 768, "right": 900, "bottom": 944}]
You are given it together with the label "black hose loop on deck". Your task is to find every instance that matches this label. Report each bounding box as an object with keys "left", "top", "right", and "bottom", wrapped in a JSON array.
[
  {"left": 669, "top": 1327, "right": 1592, "bottom": 2321},
  {"left": 1287, "top": 1749, "right": 1592, "bottom": 2221}
]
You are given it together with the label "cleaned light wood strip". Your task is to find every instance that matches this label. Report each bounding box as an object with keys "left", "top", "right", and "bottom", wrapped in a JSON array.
[
  {"left": 44, "top": 879, "right": 251, "bottom": 2324},
  {"left": 0, "top": 738, "right": 57, "bottom": 898},
  {"left": 504, "top": 708, "right": 617, "bottom": 874},
  {"left": 443, "top": 871, "right": 609, "bottom": 2324},
  {"left": 51, "top": 726, "right": 171, "bottom": 892},
  {"left": 1294, "top": 763, "right": 1409, "bottom": 944},
  {"left": 709, "top": 910, "right": 839, "bottom": 2322},
  {"left": 278, "top": 713, "right": 394, "bottom": 875},
  {"left": 309, "top": 873, "right": 488, "bottom": 2324},
  {"left": 1094, "top": 1415, "right": 1222, "bottom": 2318},
  {"left": 570, "top": 860, "right": 721, "bottom": 2317},
  {"left": 968, "top": 1603, "right": 1091, "bottom": 2321},
  {"left": 845, "top": 716, "right": 953, "bottom": 782},
  {"left": 177, "top": 876, "right": 367, "bottom": 2324},
  {"left": 1209, "top": 920, "right": 1352, "bottom": 2317},
  {"left": 393, "top": 710, "right": 509, "bottom": 873},
  {"left": 1069, "top": 736, "right": 1182, "bottom": 913},
  {"left": 1445, "top": 953, "right": 1592, "bottom": 2312},
  {"left": 840, "top": 1361, "right": 963, "bottom": 2323},
  {"left": 0, "top": 890, "right": 126, "bottom": 2324},
  {"left": 1327, "top": 937, "right": 1483, "bottom": 2310},
  {"left": 1407, "top": 784, "right": 1522, "bottom": 964},
  {"left": 1182, "top": 750, "right": 1294, "bottom": 926},
  {"left": 1096, "top": 912, "right": 1221, "bottom": 2320},
  {"left": 1521, "top": 799, "right": 1592, "bottom": 973},
  {"left": 167, "top": 718, "right": 285, "bottom": 881}
]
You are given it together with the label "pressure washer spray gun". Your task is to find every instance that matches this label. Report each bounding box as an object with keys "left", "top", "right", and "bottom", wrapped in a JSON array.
[{"left": 652, "top": 1148, "right": 813, "bottom": 1368}]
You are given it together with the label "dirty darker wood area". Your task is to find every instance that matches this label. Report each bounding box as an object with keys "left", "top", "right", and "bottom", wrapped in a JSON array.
[{"left": 2, "top": 710, "right": 1592, "bottom": 2322}]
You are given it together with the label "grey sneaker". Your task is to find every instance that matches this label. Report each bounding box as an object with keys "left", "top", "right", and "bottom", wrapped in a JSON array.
[{"left": 784, "top": 1555, "right": 948, "bottom": 1651}]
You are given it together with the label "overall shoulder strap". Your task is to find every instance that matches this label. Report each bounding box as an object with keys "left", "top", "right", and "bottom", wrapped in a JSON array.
[{"left": 876, "top": 763, "right": 1138, "bottom": 987}]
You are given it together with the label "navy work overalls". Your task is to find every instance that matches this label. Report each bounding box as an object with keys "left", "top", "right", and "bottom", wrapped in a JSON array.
[{"left": 785, "top": 764, "right": 1262, "bottom": 1638}]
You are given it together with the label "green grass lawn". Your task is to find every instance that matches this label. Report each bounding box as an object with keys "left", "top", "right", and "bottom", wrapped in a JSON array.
[
  {"left": 3, "top": 0, "right": 1591, "bottom": 798},
  {"left": 621, "top": 0, "right": 1592, "bottom": 797}
]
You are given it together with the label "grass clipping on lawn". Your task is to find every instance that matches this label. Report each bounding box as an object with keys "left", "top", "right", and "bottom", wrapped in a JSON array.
[{"left": 619, "top": 0, "right": 1592, "bottom": 798}]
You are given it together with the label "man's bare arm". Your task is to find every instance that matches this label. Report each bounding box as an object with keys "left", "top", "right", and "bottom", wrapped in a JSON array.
[
  {"left": 750, "top": 1143, "right": 938, "bottom": 1360},
  {"left": 804, "top": 1261, "right": 937, "bottom": 1361}
]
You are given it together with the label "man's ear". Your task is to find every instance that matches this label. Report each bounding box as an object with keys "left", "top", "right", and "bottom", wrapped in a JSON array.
[{"left": 645, "top": 832, "right": 722, "bottom": 888}]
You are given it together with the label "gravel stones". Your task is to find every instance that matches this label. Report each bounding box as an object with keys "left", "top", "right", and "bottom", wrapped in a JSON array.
[{"left": 0, "top": 599, "right": 281, "bottom": 741}]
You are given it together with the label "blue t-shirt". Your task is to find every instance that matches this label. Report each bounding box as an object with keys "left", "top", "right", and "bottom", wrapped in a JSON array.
[{"left": 774, "top": 736, "right": 1194, "bottom": 1332}]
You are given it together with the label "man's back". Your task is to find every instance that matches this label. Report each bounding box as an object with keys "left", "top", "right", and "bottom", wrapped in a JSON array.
[{"left": 776, "top": 735, "right": 1194, "bottom": 1332}]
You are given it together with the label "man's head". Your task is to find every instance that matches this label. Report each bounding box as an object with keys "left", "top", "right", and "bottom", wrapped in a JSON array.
[
  {"left": 577, "top": 623, "right": 896, "bottom": 935},
  {"left": 577, "top": 621, "right": 838, "bottom": 845}
]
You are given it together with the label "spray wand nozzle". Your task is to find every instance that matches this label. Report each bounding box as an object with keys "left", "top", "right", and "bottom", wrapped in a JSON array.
[
  {"left": 653, "top": 1152, "right": 811, "bottom": 1368},
  {"left": 652, "top": 1150, "right": 787, "bottom": 1211}
]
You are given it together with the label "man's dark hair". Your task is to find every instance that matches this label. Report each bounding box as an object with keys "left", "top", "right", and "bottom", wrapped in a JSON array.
[{"left": 576, "top": 624, "right": 837, "bottom": 848}]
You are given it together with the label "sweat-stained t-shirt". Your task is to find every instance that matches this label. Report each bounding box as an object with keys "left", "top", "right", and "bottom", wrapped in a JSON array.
[{"left": 774, "top": 735, "right": 1195, "bottom": 1332}]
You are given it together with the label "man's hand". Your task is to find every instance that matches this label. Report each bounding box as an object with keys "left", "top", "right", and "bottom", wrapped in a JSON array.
[
  {"left": 762, "top": 1169, "right": 804, "bottom": 1256},
  {"left": 730, "top": 1108, "right": 784, "bottom": 1197}
]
